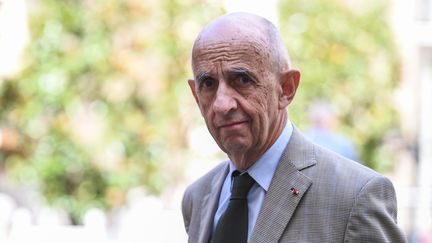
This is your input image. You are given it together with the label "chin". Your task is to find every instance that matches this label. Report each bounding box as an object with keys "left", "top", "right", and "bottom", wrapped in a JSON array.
[{"left": 222, "top": 141, "right": 250, "bottom": 154}]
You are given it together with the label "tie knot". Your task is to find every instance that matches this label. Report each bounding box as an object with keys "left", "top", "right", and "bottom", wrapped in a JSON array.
[{"left": 230, "top": 171, "right": 255, "bottom": 200}]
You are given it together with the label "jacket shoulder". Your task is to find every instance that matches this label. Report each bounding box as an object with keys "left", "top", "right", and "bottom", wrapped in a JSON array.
[
  {"left": 184, "top": 161, "right": 228, "bottom": 198},
  {"left": 181, "top": 161, "right": 228, "bottom": 234}
]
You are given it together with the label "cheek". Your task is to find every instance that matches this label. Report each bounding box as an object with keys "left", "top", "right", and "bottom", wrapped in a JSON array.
[
  {"left": 202, "top": 107, "right": 214, "bottom": 123},
  {"left": 250, "top": 89, "right": 273, "bottom": 113},
  {"left": 197, "top": 95, "right": 213, "bottom": 115},
  {"left": 261, "top": 85, "right": 280, "bottom": 113},
  {"left": 241, "top": 95, "right": 268, "bottom": 127},
  {"left": 200, "top": 103, "right": 218, "bottom": 132},
  {"left": 248, "top": 89, "right": 278, "bottom": 127}
]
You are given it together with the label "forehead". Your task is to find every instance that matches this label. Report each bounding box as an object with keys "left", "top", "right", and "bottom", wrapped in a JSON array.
[{"left": 192, "top": 39, "right": 271, "bottom": 75}]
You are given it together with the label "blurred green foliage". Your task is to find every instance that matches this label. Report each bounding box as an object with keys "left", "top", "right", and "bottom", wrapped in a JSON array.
[
  {"left": 0, "top": 0, "right": 399, "bottom": 223},
  {"left": 0, "top": 0, "right": 223, "bottom": 223},
  {"left": 279, "top": 0, "right": 400, "bottom": 170}
]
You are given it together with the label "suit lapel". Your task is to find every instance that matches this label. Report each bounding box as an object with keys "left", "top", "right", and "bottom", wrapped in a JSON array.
[
  {"left": 198, "top": 163, "right": 229, "bottom": 243},
  {"left": 250, "top": 127, "right": 316, "bottom": 243}
]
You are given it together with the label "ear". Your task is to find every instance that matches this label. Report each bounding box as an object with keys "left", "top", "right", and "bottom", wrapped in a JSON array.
[
  {"left": 188, "top": 79, "right": 199, "bottom": 105},
  {"left": 279, "top": 69, "right": 300, "bottom": 109}
]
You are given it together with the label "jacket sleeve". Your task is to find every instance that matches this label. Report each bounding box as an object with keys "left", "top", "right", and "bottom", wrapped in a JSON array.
[{"left": 344, "top": 176, "right": 407, "bottom": 242}]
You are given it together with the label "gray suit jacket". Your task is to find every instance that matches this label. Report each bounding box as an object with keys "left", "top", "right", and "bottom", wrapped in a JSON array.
[{"left": 182, "top": 127, "right": 407, "bottom": 243}]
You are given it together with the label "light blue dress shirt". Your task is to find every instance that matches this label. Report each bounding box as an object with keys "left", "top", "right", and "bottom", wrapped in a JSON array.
[{"left": 212, "top": 121, "right": 293, "bottom": 242}]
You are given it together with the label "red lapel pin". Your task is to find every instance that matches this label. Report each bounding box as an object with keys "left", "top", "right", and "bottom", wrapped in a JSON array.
[{"left": 290, "top": 187, "right": 300, "bottom": 196}]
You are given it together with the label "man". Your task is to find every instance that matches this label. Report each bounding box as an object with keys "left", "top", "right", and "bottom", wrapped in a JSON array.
[
  {"left": 306, "top": 99, "right": 359, "bottom": 162},
  {"left": 182, "top": 12, "right": 406, "bottom": 243}
]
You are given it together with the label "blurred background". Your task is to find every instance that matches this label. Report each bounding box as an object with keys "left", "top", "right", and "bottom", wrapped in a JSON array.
[{"left": 0, "top": 0, "right": 431, "bottom": 242}]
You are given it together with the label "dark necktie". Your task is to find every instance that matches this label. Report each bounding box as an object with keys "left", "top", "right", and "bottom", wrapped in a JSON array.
[{"left": 212, "top": 171, "right": 255, "bottom": 243}]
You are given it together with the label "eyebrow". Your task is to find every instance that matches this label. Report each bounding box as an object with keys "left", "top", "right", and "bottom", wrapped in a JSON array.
[
  {"left": 228, "top": 67, "right": 249, "bottom": 76},
  {"left": 195, "top": 67, "right": 260, "bottom": 84},
  {"left": 195, "top": 71, "right": 211, "bottom": 83},
  {"left": 227, "top": 67, "right": 260, "bottom": 84}
]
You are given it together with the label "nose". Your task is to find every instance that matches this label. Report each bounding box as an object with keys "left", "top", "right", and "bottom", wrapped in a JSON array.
[{"left": 212, "top": 82, "right": 237, "bottom": 114}]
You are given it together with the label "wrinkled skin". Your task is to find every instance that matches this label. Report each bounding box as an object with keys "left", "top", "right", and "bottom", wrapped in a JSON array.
[{"left": 189, "top": 14, "right": 300, "bottom": 171}]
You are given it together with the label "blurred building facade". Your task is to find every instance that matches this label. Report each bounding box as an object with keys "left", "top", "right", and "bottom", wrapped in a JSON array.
[{"left": 391, "top": 0, "right": 432, "bottom": 241}]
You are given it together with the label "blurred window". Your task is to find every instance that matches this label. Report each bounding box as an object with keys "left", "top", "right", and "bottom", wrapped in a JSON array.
[{"left": 417, "top": 0, "right": 432, "bottom": 21}]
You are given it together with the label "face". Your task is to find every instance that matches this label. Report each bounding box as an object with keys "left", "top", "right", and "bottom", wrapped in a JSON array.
[{"left": 189, "top": 37, "right": 296, "bottom": 170}]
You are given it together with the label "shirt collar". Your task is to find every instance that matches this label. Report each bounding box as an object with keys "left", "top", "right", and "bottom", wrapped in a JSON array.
[{"left": 228, "top": 121, "right": 293, "bottom": 191}]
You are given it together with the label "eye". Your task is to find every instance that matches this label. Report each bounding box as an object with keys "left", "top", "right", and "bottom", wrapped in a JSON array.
[
  {"left": 239, "top": 75, "right": 252, "bottom": 84},
  {"left": 234, "top": 74, "right": 254, "bottom": 87},
  {"left": 199, "top": 77, "right": 216, "bottom": 91},
  {"left": 203, "top": 78, "right": 215, "bottom": 87}
]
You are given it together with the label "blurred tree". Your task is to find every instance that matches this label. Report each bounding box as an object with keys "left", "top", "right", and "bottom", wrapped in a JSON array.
[
  {"left": 0, "top": 0, "right": 400, "bottom": 223},
  {"left": 279, "top": 0, "right": 400, "bottom": 171},
  {"left": 0, "top": 0, "right": 223, "bottom": 224}
]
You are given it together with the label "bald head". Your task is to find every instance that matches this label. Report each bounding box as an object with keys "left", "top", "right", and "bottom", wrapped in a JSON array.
[{"left": 192, "top": 12, "right": 291, "bottom": 75}]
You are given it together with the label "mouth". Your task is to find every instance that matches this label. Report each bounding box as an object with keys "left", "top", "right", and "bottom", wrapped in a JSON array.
[{"left": 218, "top": 121, "right": 248, "bottom": 129}]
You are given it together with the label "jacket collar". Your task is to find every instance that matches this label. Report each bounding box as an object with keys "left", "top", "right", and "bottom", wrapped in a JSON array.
[{"left": 250, "top": 126, "right": 316, "bottom": 242}]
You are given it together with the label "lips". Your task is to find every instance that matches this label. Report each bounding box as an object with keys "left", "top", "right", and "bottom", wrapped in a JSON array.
[{"left": 218, "top": 120, "right": 248, "bottom": 129}]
